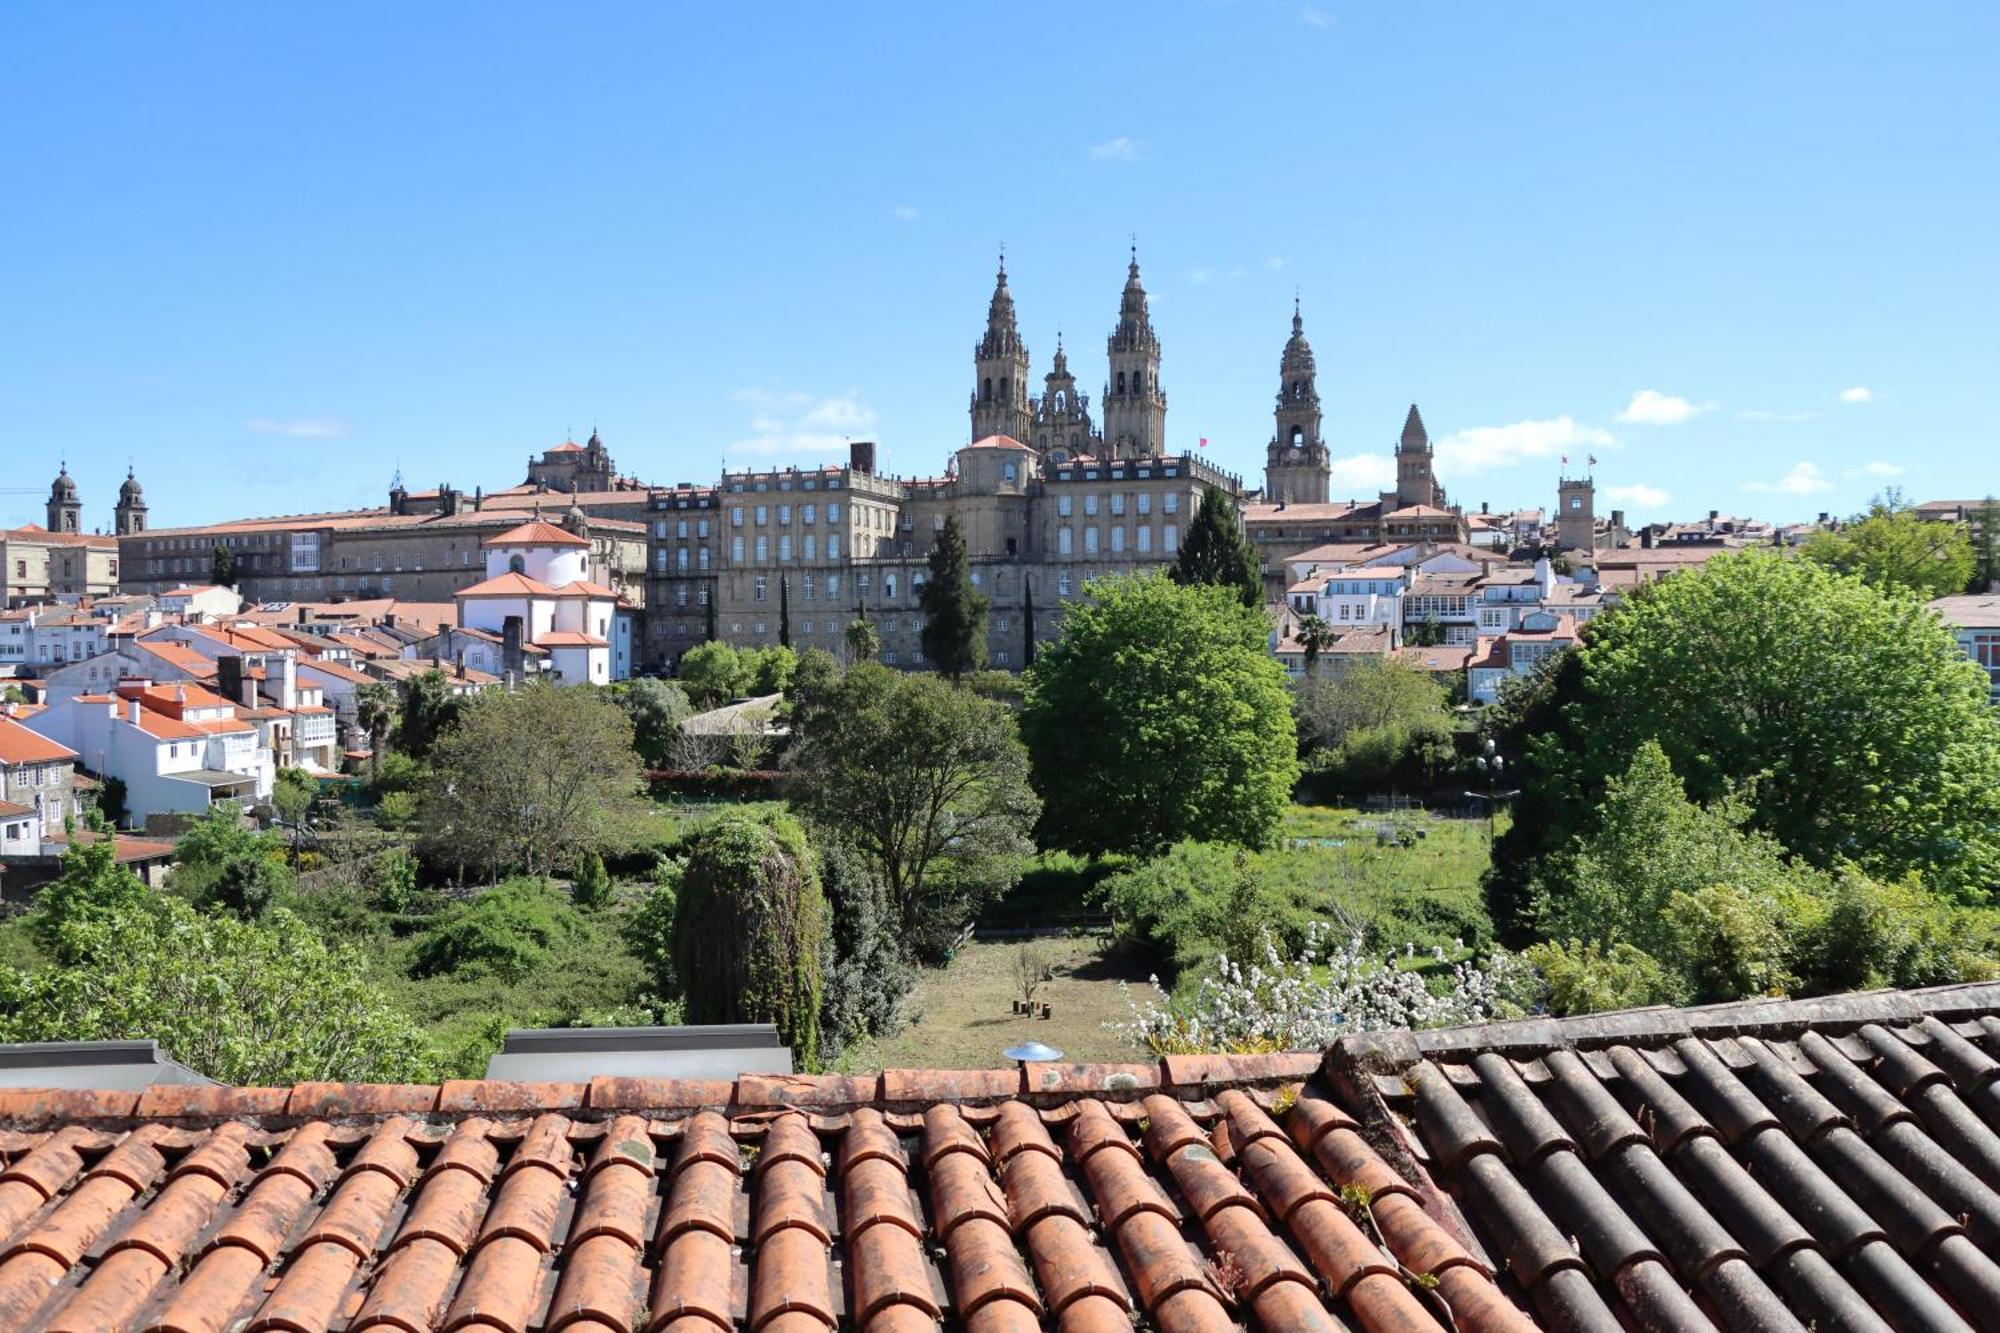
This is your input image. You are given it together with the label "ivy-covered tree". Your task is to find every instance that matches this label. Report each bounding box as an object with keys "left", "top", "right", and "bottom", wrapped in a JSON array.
[
  {"left": 671, "top": 811, "right": 826, "bottom": 1066},
  {"left": 1022, "top": 572, "right": 1298, "bottom": 857},
  {"left": 1171, "top": 485, "right": 1262, "bottom": 608},
  {"left": 919, "top": 516, "right": 990, "bottom": 681}
]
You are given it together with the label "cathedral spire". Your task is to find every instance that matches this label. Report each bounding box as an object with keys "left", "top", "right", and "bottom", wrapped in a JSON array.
[
  {"left": 1400, "top": 403, "right": 1429, "bottom": 450},
  {"left": 1104, "top": 247, "right": 1165, "bottom": 457},
  {"left": 972, "top": 256, "right": 1031, "bottom": 443},
  {"left": 1265, "top": 299, "right": 1327, "bottom": 504}
]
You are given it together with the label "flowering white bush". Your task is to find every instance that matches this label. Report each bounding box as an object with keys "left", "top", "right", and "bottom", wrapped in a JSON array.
[{"left": 1117, "top": 923, "right": 1541, "bottom": 1055}]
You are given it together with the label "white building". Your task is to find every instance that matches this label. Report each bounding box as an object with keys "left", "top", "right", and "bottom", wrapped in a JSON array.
[
  {"left": 454, "top": 520, "right": 623, "bottom": 685},
  {"left": 1930, "top": 594, "right": 2000, "bottom": 704},
  {"left": 154, "top": 585, "right": 243, "bottom": 621},
  {"left": 1467, "top": 610, "right": 1580, "bottom": 705},
  {"left": 22, "top": 682, "right": 271, "bottom": 827},
  {"left": 1285, "top": 565, "right": 1410, "bottom": 635}
]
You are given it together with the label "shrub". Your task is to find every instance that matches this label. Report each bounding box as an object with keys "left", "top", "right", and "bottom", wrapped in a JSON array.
[
  {"left": 671, "top": 811, "right": 826, "bottom": 1067},
  {"left": 411, "top": 879, "right": 584, "bottom": 982},
  {"left": 570, "top": 851, "right": 613, "bottom": 910},
  {"left": 815, "top": 838, "right": 912, "bottom": 1060}
]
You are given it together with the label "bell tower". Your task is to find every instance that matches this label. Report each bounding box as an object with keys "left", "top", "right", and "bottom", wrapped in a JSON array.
[
  {"left": 1558, "top": 473, "right": 1596, "bottom": 552},
  {"left": 1394, "top": 404, "right": 1440, "bottom": 509},
  {"left": 970, "top": 255, "right": 1032, "bottom": 443},
  {"left": 46, "top": 464, "right": 81, "bottom": 533},
  {"left": 115, "top": 467, "right": 148, "bottom": 535},
  {"left": 1263, "top": 299, "right": 1329, "bottom": 504},
  {"left": 1102, "top": 247, "right": 1166, "bottom": 458},
  {"left": 1030, "top": 334, "right": 1095, "bottom": 461}
]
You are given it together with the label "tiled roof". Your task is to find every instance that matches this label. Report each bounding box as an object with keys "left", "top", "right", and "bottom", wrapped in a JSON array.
[
  {"left": 0, "top": 985, "right": 1998, "bottom": 1329},
  {"left": 457, "top": 572, "right": 562, "bottom": 598},
  {"left": 0, "top": 716, "right": 75, "bottom": 766},
  {"left": 1931, "top": 594, "right": 2000, "bottom": 629},
  {"left": 964, "top": 434, "right": 1034, "bottom": 451},
  {"left": 537, "top": 631, "right": 611, "bottom": 648},
  {"left": 1376, "top": 981, "right": 2000, "bottom": 1333},
  {"left": 483, "top": 520, "right": 591, "bottom": 549}
]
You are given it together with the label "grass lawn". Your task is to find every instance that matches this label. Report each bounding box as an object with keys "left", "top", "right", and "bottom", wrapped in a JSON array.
[{"left": 836, "top": 936, "right": 1162, "bottom": 1071}]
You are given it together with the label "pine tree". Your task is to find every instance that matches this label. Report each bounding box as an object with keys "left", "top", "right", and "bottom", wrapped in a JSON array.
[
  {"left": 1172, "top": 485, "right": 1262, "bottom": 608},
  {"left": 1022, "top": 577, "right": 1037, "bottom": 668},
  {"left": 778, "top": 575, "right": 791, "bottom": 649},
  {"left": 919, "top": 516, "right": 990, "bottom": 681},
  {"left": 210, "top": 542, "right": 240, "bottom": 589}
]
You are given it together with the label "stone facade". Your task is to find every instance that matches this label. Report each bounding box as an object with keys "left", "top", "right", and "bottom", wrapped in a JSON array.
[{"left": 1557, "top": 474, "right": 1596, "bottom": 552}]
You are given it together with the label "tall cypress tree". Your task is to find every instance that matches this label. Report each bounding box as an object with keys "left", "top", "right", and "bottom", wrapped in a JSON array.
[
  {"left": 704, "top": 587, "right": 717, "bottom": 642},
  {"left": 1172, "top": 485, "right": 1262, "bottom": 608},
  {"left": 1022, "top": 577, "right": 1037, "bottom": 669},
  {"left": 778, "top": 575, "right": 791, "bottom": 649},
  {"left": 919, "top": 516, "right": 990, "bottom": 682}
]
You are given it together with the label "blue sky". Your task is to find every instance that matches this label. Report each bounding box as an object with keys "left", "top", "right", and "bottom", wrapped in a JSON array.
[{"left": 4, "top": 3, "right": 1995, "bottom": 531}]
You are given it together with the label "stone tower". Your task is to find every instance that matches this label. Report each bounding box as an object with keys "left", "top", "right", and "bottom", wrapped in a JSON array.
[
  {"left": 1394, "top": 404, "right": 1440, "bottom": 509},
  {"left": 970, "top": 257, "right": 1031, "bottom": 443},
  {"left": 1031, "top": 335, "right": 1095, "bottom": 461},
  {"left": 46, "top": 464, "right": 81, "bottom": 533},
  {"left": 1558, "top": 473, "right": 1596, "bottom": 552},
  {"left": 1263, "top": 300, "right": 1329, "bottom": 505},
  {"left": 1101, "top": 248, "right": 1166, "bottom": 458},
  {"left": 115, "top": 467, "right": 147, "bottom": 535}
]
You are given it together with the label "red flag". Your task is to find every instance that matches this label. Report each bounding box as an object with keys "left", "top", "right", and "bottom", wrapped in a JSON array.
[
  {"left": 1198, "top": 436, "right": 1208, "bottom": 448},
  {"left": 1561, "top": 454, "right": 1569, "bottom": 466},
  {"left": 1588, "top": 453, "right": 1598, "bottom": 467}
]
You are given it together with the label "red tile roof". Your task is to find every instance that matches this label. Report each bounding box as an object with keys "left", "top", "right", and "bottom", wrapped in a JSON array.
[
  {"left": 483, "top": 520, "right": 590, "bottom": 549},
  {"left": 0, "top": 716, "right": 75, "bottom": 766},
  {"left": 0, "top": 983, "right": 1995, "bottom": 1330},
  {"left": 965, "top": 434, "right": 1034, "bottom": 451},
  {"left": 457, "top": 571, "right": 561, "bottom": 598},
  {"left": 536, "top": 631, "right": 610, "bottom": 647}
]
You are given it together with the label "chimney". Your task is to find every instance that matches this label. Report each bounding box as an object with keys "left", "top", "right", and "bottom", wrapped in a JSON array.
[
  {"left": 296, "top": 604, "right": 308, "bottom": 626},
  {"left": 1817, "top": 511, "right": 1829, "bottom": 525},
  {"left": 1610, "top": 509, "right": 1625, "bottom": 531},
  {"left": 1480, "top": 500, "right": 1489, "bottom": 515},
  {"left": 128, "top": 698, "right": 141, "bottom": 725},
  {"left": 1708, "top": 509, "right": 1720, "bottom": 523},
  {"left": 502, "top": 615, "right": 525, "bottom": 685},
  {"left": 1641, "top": 527, "right": 1656, "bottom": 549},
  {"left": 217, "top": 654, "right": 246, "bottom": 706},
  {"left": 279, "top": 652, "right": 296, "bottom": 711},
  {"left": 473, "top": 486, "right": 483, "bottom": 512},
  {"left": 849, "top": 440, "right": 877, "bottom": 475},
  {"left": 440, "top": 485, "right": 460, "bottom": 517}
]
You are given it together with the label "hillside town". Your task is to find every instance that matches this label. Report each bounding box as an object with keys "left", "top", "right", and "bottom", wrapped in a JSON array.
[{"left": 6, "top": 7, "right": 2000, "bottom": 1332}]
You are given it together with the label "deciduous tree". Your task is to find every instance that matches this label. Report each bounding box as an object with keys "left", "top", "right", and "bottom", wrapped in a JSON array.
[
  {"left": 614, "top": 676, "right": 691, "bottom": 767},
  {"left": 1022, "top": 572, "right": 1298, "bottom": 857},
  {"left": 1803, "top": 493, "right": 1975, "bottom": 599},
  {"left": 677, "top": 641, "right": 745, "bottom": 707}
]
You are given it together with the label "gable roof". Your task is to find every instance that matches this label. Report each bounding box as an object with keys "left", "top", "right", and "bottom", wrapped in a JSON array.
[
  {"left": 3, "top": 983, "right": 1995, "bottom": 1330},
  {"left": 483, "top": 520, "right": 590, "bottom": 549},
  {"left": 457, "top": 571, "right": 562, "bottom": 598},
  {"left": 0, "top": 716, "right": 75, "bottom": 766}
]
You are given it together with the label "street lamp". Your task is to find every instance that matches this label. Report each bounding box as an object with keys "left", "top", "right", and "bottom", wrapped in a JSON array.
[{"left": 1465, "top": 739, "right": 1519, "bottom": 845}]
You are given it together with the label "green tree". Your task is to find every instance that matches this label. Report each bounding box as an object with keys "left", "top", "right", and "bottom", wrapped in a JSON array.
[
  {"left": 398, "top": 669, "right": 464, "bottom": 761},
  {"left": 0, "top": 899, "right": 435, "bottom": 1084},
  {"left": 919, "top": 516, "right": 990, "bottom": 682},
  {"left": 354, "top": 681, "right": 399, "bottom": 777},
  {"left": 814, "top": 838, "right": 913, "bottom": 1058},
  {"left": 789, "top": 666, "right": 1038, "bottom": 957},
  {"left": 677, "top": 641, "right": 745, "bottom": 706},
  {"left": 1490, "top": 551, "right": 2000, "bottom": 903},
  {"left": 272, "top": 767, "right": 316, "bottom": 863},
  {"left": 570, "top": 850, "right": 613, "bottom": 909},
  {"left": 93, "top": 775, "right": 128, "bottom": 828},
  {"left": 1972, "top": 496, "right": 2000, "bottom": 593},
  {"left": 671, "top": 811, "right": 826, "bottom": 1066},
  {"left": 1803, "top": 493, "right": 1976, "bottom": 600},
  {"left": 1022, "top": 572, "right": 1298, "bottom": 857},
  {"left": 209, "top": 542, "right": 239, "bottom": 589},
  {"left": 171, "top": 805, "right": 291, "bottom": 919},
  {"left": 844, "top": 616, "right": 880, "bottom": 664},
  {"left": 747, "top": 644, "right": 797, "bottom": 695},
  {"left": 1294, "top": 659, "right": 1455, "bottom": 793},
  {"left": 778, "top": 574, "right": 792, "bottom": 649},
  {"left": 32, "top": 819, "right": 148, "bottom": 963},
  {"left": 1022, "top": 577, "right": 1037, "bottom": 668},
  {"left": 615, "top": 676, "right": 691, "bottom": 767},
  {"left": 418, "top": 684, "right": 649, "bottom": 878},
  {"left": 1172, "top": 485, "right": 1262, "bottom": 608},
  {"left": 1293, "top": 614, "right": 1336, "bottom": 675},
  {"left": 703, "top": 589, "right": 717, "bottom": 643}
]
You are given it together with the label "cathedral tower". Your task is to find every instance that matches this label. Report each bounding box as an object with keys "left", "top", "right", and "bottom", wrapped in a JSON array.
[
  {"left": 115, "top": 467, "right": 147, "bottom": 535},
  {"left": 970, "top": 256, "right": 1032, "bottom": 443},
  {"left": 46, "top": 464, "right": 81, "bottom": 534},
  {"left": 1101, "top": 248, "right": 1166, "bottom": 458},
  {"left": 1263, "top": 300, "right": 1329, "bottom": 504},
  {"left": 1031, "top": 335, "right": 1094, "bottom": 461},
  {"left": 1394, "top": 404, "right": 1440, "bottom": 509}
]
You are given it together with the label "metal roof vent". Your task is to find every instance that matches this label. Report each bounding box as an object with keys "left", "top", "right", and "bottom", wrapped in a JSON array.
[
  {"left": 0, "top": 1040, "right": 214, "bottom": 1090},
  {"left": 483, "top": 1024, "right": 793, "bottom": 1083}
]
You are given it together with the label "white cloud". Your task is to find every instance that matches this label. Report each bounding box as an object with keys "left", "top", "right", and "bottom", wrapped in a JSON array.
[
  {"left": 1744, "top": 461, "right": 1833, "bottom": 495},
  {"left": 1327, "top": 453, "right": 1395, "bottom": 494},
  {"left": 245, "top": 416, "right": 347, "bottom": 439},
  {"left": 1088, "top": 136, "right": 1139, "bottom": 162},
  {"left": 1605, "top": 483, "right": 1671, "bottom": 508},
  {"left": 729, "top": 390, "right": 878, "bottom": 459},
  {"left": 1844, "top": 460, "right": 1904, "bottom": 479},
  {"left": 1616, "top": 389, "right": 1710, "bottom": 426},
  {"left": 1433, "top": 416, "right": 1615, "bottom": 475},
  {"left": 1299, "top": 4, "right": 1330, "bottom": 27},
  {"left": 889, "top": 205, "right": 918, "bottom": 221},
  {"left": 1838, "top": 386, "right": 1874, "bottom": 404}
]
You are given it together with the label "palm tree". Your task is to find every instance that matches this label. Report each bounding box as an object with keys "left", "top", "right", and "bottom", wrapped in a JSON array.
[
  {"left": 354, "top": 682, "right": 397, "bottom": 779},
  {"left": 1295, "top": 614, "right": 1336, "bottom": 677}
]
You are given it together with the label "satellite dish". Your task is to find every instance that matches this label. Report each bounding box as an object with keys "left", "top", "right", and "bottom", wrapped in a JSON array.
[{"left": 1003, "top": 1041, "right": 1063, "bottom": 1065}]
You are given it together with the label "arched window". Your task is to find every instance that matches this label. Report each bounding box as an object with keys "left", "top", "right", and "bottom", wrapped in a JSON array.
[
  {"left": 1054, "top": 390, "right": 1067, "bottom": 411},
  {"left": 1003, "top": 462, "right": 1017, "bottom": 483},
  {"left": 507, "top": 553, "right": 526, "bottom": 574},
  {"left": 1290, "top": 426, "right": 1304, "bottom": 448},
  {"left": 982, "top": 377, "right": 993, "bottom": 402},
  {"left": 1133, "top": 371, "right": 1143, "bottom": 393},
  {"left": 1001, "top": 377, "right": 1010, "bottom": 402},
  {"left": 1117, "top": 371, "right": 1126, "bottom": 394}
]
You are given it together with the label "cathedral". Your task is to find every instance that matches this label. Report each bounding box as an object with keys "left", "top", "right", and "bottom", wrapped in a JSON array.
[{"left": 969, "top": 248, "right": 1168, "bottom": 462}]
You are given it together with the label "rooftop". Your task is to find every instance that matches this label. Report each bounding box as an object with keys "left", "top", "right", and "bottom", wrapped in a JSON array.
[{"left": 0, "top": 983, "right": 1992, "bottom": 1330}]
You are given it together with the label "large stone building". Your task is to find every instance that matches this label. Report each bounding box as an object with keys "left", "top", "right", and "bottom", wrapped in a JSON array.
[
  {"left": 1, "top": 467, "right": 125, "bottom": 605},
  {"left": 649, "top": 254, "right": 1241, "bottom": 669}
]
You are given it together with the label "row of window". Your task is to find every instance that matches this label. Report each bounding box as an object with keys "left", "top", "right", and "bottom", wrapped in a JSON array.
[
  {"left": 1054, "top": 524, "right": 1179, "bottom": 556},
  {"left": 1054, "top": 492, "right": 1177, "bottom": 518},
  {"left": 726, "top": 475, "right": 845, "bottom": 493},
  {"left": 728, "top": 501, "right": 847, "bottom": 528}
]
